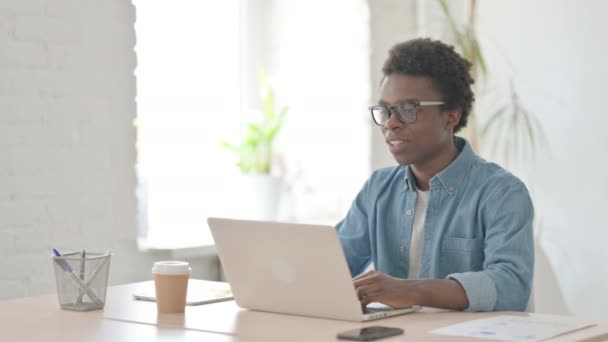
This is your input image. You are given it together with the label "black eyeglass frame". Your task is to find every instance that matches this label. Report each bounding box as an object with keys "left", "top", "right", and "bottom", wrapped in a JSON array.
[{"left": 369, "top": 99, "right": 445, "bottom": 126}]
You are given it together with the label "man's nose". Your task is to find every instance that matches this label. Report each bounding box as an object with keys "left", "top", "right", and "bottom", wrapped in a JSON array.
[{"left": 383, "top": 111, "right": 403, "bottom": 131}]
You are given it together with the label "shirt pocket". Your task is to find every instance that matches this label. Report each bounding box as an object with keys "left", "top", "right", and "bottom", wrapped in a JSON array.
[
  {"left": 441, "top": 236, "right": 483, "bottom": 254},
  {"left": 440, "top": 236, "right": 484, "bottom": 272}
]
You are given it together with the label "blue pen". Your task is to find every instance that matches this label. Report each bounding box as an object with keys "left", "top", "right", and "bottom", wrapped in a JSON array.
[
  {"left": 53, "top": 248, "right": 103, "bottom": 305},
  {"left": 53, "top": 248, "right": 74, "bottom": 272}
]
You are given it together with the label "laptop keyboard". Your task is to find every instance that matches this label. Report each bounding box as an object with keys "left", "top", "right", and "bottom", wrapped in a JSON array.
[{"left": 365, "top": 306, "right": 392, "bottom": 314}]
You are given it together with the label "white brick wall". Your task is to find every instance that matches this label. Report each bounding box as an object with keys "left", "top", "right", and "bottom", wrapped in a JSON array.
[{"left": 0, "top": 0, "right": 218, "bottom": 299}]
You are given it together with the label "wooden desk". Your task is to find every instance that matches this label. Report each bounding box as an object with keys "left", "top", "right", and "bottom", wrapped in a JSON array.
[
  {"left": 0, "top": 284, "right": 250, "bottom": 342},
  {"left": 102, "top": 280, "right": 608, "bottom": 342},
  {"left": 2, "top": 280, "right": 607, "bottom": 341}
]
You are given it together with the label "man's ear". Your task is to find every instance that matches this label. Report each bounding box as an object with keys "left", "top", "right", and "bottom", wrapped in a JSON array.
[{"left": 445, "top": 109, "right": 462, "bottom": 131}]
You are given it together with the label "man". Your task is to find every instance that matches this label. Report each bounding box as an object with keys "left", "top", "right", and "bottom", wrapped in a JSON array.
[{"left": 336, "top": 38, "right": 534, "bottom": 312}]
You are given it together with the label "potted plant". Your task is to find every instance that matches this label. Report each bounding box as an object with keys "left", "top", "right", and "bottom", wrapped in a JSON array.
[
  {"left": 435, "top": 0, "right": 547, "bottom": 166},
  {"left": 221, "top": 72, "right": 288, "bottom": 220}
]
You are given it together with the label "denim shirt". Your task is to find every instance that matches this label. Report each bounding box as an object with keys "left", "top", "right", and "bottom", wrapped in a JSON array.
[{"left": 336, "top": 137, "right": 534, "bottom": 312}]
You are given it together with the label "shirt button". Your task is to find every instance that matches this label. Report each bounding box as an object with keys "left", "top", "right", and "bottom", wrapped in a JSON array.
[
  {"left": 405, "top": 209, "right": 412, "bottom": 216},
  {"left": 448, "top": 186, "right": 455, "bottom": 192},
  {"left": 400, "top": 245, "right": 406, "bottom": 253}
]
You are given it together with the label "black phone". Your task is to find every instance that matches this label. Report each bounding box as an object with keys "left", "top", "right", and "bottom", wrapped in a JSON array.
[{"left": 336, "top": 326, "right": 404, "bottom": 341}]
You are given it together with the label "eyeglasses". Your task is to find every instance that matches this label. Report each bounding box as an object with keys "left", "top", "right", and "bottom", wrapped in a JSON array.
[{"left": 369, "top": 99, "right": 444, "bottom": 126}]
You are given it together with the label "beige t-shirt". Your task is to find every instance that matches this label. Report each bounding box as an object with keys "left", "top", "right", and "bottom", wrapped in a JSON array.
[{"left": 408, "top": 189, "right": 430, "bottom": 279}]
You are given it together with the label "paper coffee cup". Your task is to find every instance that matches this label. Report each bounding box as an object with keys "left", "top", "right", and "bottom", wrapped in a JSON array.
[{"left": 152, "top": 261, "right": 191, "bottom": 313}]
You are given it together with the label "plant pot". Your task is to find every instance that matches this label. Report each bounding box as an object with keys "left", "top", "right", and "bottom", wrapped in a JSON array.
[{"left": 238, "top": 174, "right": 282, "bottom": 221}]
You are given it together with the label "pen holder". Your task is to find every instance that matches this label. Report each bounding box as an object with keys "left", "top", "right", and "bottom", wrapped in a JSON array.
[{"left": 52, "top": 251, "right": 112, "bottom": 311}]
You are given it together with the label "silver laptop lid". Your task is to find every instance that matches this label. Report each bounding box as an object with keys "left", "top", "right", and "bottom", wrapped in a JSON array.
[{"left": 208, "top": 217, "right": 364, "bottom": 321}]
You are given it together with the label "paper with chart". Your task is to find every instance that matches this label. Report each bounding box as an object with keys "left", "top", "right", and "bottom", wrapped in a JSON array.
[{"left": 431, "top": 315, "right": 596, "bottom": 342}]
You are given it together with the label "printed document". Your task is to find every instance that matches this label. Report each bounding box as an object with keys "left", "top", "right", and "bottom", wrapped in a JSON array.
[{"left": 432, "top": 315, "right": 596, "bottom": 342}]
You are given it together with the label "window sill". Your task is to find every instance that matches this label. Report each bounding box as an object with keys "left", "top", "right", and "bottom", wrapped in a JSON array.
[
  {"left": 136, "top": 216, "right": 341, "bottom": 259},
  {"left": 136, "top": 237, "right": 217, "bottom": 259}
]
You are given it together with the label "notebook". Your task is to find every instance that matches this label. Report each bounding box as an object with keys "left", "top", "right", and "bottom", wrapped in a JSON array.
[{"left": 133, "top": 280, "right": 233, "bottom": 306}]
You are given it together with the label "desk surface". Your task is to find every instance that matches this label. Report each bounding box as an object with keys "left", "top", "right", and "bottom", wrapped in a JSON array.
[
  {"left": 2, "top": 279, "right": 607, "bottom": 342},
  {"left": 0, "top": 287, "right": 252, "bottom": 342}
]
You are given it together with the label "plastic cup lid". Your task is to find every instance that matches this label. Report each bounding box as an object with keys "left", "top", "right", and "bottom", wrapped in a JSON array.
[{"left": 152, "top": 261, "right": 191, "bottom": 275}]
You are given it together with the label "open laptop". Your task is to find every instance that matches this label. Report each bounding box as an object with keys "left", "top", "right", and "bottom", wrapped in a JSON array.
[{"left": 207, "top": 217, "right": 421, "bottom": 322}]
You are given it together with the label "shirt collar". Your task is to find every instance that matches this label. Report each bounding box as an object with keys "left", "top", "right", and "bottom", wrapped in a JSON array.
[{"left": 403, "top": 137, "right": 477, "bottom": 194}]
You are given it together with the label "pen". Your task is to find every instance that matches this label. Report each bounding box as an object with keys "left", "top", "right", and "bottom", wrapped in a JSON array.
[
  {"left": 76, "top": 250, "right": 86, "bottom": 304},
  {"left": 85, "top": 250, "right": 112, "bottom": 287},
  {"left": 53, "top": 248, "right": 103, "bottom": 305}
]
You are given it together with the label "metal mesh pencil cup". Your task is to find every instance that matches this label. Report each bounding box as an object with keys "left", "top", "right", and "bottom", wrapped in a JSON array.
[{"left": 52, "top": 251, "right": 112, "bottom": 311}]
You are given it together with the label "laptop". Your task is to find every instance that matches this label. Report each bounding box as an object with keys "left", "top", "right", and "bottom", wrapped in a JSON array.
[{"left": 207, "top": 217, "right": 421, "bottom": 322}]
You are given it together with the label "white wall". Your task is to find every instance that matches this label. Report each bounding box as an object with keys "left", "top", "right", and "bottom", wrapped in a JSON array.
[
  {"left": 368, "top": 0, "right": 608, "bottom": 319},
  {"left": 476, "top": 0, "right": 608, "bottom": 319},
  {"left": 0, "top": 0, "right": 225, "bottom": 299},
  {"left": 369, "top": 0, "right": 419, "bottom": 170}
]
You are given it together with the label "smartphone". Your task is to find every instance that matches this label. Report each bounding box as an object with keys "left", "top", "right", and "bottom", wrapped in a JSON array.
[{"left": 337, "top": 326, "right": 404, "bottom": 341}]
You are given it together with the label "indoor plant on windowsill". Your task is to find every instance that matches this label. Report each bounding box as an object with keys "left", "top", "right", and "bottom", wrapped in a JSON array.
[{"left": 221, "top": 73, "right": 288, "bottom": 221}]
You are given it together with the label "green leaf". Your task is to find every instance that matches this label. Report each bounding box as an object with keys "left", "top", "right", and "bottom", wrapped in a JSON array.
[
  {"left": 220, "top": 140, "right": 240, "bottom": 153},
  {"left": 519, "top": 107, "right": 536, "bottom": 149},
  {"left": 437, "top": 0, "right": 467, "bottom": 53},
  {"left": 471, "top": 37, "right": 487, "bottom": 75},
  {"left": 278, "top": 106, "right": 289, "bottom": 119},
  {"left": 220, "top": 69, "right": 288, "bottom": 174},
  {"left": 265, "top": 124, "right": 280, "bottom": 142},
  {"left": 480, "top": 105, "right": 508, "bottom": 138}
]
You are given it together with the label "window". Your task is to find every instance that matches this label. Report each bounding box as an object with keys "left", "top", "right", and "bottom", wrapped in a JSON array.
[
  {"left": 135, "top": 0, "right": 371, "bottom": 249},
  {"left": 134, "top": 0, "right": 243, "bottom": 247}
]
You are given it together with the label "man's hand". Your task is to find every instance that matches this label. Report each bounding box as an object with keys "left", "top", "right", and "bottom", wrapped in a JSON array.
[
  {"left": 353, "top": 270, "right": 470, "bottom": 310},
  {"left": 353, "top": 270, "right": 419, "bottom": 308}
]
